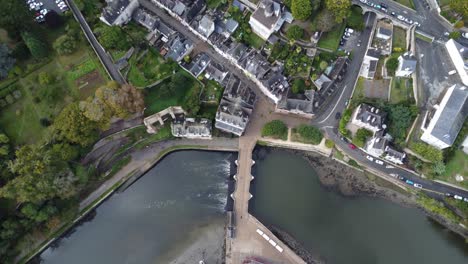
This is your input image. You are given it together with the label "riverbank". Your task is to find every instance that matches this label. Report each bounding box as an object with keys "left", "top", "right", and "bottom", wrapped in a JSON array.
[
  {"left": 252, "top": 145, "right": 468, "bottom": 257},
  {"left": 20, "top": 139, "right": 238, "bottom": 264}
]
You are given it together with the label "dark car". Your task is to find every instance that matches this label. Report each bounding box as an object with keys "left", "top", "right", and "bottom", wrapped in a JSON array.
[
  {"left": 391, "top": 11, "right": 396, "bottom": 16},
  {"left": 335, "top": 112, "right": 341, "bottom": 120},
  {"left": 380, "top": 3, "right": 388, "bottom": 8}
]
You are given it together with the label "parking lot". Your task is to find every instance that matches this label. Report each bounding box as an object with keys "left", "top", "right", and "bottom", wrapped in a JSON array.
[
  {"left": 27, "top": 0, "right": 69, "bottom": 23},
  {"left": 339, "top": 28, "right": 363, "bottom": 55}
]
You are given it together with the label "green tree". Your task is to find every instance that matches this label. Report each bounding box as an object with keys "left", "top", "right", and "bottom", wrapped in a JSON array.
[
  {"left": 51, "top": 143, "right": 80, "bottom": 162},
  {"left": 386, "top": 57, "right": 399, "bottom": 75},
  {"left": 0, "top": 134, "right": 9, "bottom": 157},
  {"left": 353, "top": 128, "right": 373, "bottom": 147},
  {"left": 53, "top": 34, "right": 78, "bottom": 55},
  {"left": 315, "top": 9, "right": 337, "bottom": 32},
  {"left": 21, "top": 203, "right": 57, "bottom": 223},
  {"left": 291, "top": 79, "right": 306, "bottom": 94},
  {"left": 432, "top": 161, "right": 446, "bottom": 176},
  {"left": 286, "top": 25, "right": 304, "bottom": 41},
  {"left": 38, "top": 72, "right": 53, "bottom": 85},
  {"left": 0, "top": 0, "right": 31, "bottom": 34},
  {"left": 0, "top": 44, "right": 15, "bottom": 80},
  {"left": 54, "top": 103, "right": 98, "bottom": 147},
  {"left": 385, "top": 103, "right": 418, "bottom": 144},
  {"left": 325, "top": 0, "right": 351, "bottom": 23},
  {"left": 295, "top": 124, "right": 323, "bottom": 144},
  {"left": 319, "top": 61, "right": 329, "bottom": 71},
  {"left": 347, "top": 6, "right": 364, "bottom": 31},
  {"left": 21, "top": 31, "right": 48, "bottom": 59},
  {"left": 449, "top": 0, "right": 468, "bottom": 18},
  {"left": 291, "top": 0, "right": 313, "bottom": 20},
  {"left": 95, "top": 26, "right": 130, "bottom": 51},
  {"left": 262, "top": 120, "right": 288, "bottom": 140}
]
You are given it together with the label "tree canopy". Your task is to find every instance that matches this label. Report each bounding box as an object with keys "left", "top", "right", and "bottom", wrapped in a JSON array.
[
  {"left": 291, "top": 79, "right": 306, "bottom": 94},
  {"left": 353, "top": 128, "right": 373, "bottom": 147},
  {"left": 0, "top": 44, "right": 15, "bottom": 80},
  {"left": 315, "top": 9, "right": 337, "bottom": 32},
  {"left": 286, "top": 25, "right": 304, "bottom": 41},
  {"left": 325, "top": 0, "right": 351, "bottom": 22},
  {"left": 410, "top": 142, "right": 443, "bottom": 162},
  {"left": 21, "top": 31, "right": 48, "bottom": 59},
  {"left": 385, "top": 103, "right": 418, "bottom": 145},
  {"left": 449, "top": 0, "right": 468, "bottom": 18},
  {"left": 291, "top": 0, "right": 313, "bottom": 20},
  {"left": 53, "top": 34, "right": 78, "bottom": 55},
  {"left": 53, "top": 103, "right": 98, "bottom": 147},
  {"left": 262, "top": 120, "right": 288, "bottom": 140},
  {"left": 0, "top": 0, "right": 31, "bottom": 34},
  {"left": 295, "top": 124, "right": 323, "bottom": 144}
]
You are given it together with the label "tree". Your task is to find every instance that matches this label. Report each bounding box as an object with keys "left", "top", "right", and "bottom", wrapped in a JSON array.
[
  {"left": 354, "top": 128, "right": 373, "bottom": 147},
  {"left": 54, "top": 103, "right": 98, "bottom": 147},
  {"left": 262, "top": 120, "right": 288, "bottom": 140},
  {"left": 291, "top": 0, "right": 313, "bottom": 20},
  {"left": 319, "top": 61, "right": 329, "bottom": 71},
  {"left": 0, "top": 134, "right": 9, "bottom": 157},
  {"left": 21, "top": 203, "right": 57, "bottom": 223},
  {"left": 295, "top": 124, "right": 323, "bottom": 144},
  {"left": 386, "top": 57, "right": 399, "bottom": 75},
  {"left": 95, "top": 26, "right": 130, "bottom": 51},
  {"left": 315, "top": 9, "right": 336, "bottom": 32},
  {"left": 53, "top": 34, "right": 78, "bottom": 55},
  {"left": 291, "top": 79, "right": 306, "bottom": 94},
  {"left": 51, "top": 143, "right": 80, "bottom": 162},
  {"left": 0, "top": 145, "right": 76, "bottom": 203},
  {"left": 0, "top": 44, "right": 15, "bottom": 80},
  {"left": 448, "top": 31, "right": 461, "bottom": 39},
  {"left": 38, "top": 72, "right": 53, "bottom": 85},
  {"left": 0, "top": 0, "right": 31, "bottom": 35},
  {"left": 286, "top": 25, "right": 304, "bottom": 41},
  {"left": 21, "top": 31, "right": 48, "bottom": 59},
  {"left": 117, "top": 84, "right": 145, "bottom": 113},
  {"left": 449, "top": 0, "right": 468, "bottom": 18},
  {"left": 432, "top": 161, "right": 446, "bottom": 176},
  {"left": 325, "top": 0, "right": 351, "bottom": 23},
  {"left": 347, "top": 6, "right": 364, "bottom": 31},
  {"left": 385, "top": 103, "right": 418, "bottom": 144}
]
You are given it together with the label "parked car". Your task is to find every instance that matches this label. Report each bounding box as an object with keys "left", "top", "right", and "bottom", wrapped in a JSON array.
[
  {"left": 344, "top": 100, "right": 349, "bottom": 106},
  {"left": 348, "top": 143, "right": 357, "bottom": 150},
  {"left": 445, "top": 193, "right": 453, "bottom": 197},
  {"left": 335, "top": 112, "right": 341, "bottom": 120},
  {"left": 398, "top": 176, "right": 405, "bottom": 181},
  {"left": 463, "top": 197, "right": 468, "bottom": 202},
  {"left": 413, "top": 183, "right": 422, "bottom": 188},
  {"left": 462, "top": 32, "right": 468, "bottom": 39},
  {"left": 375, "top": 159, "right": 384, "bottom": 165},
  {"left": 366, "top": 155, "right": 374, "bottom": 161},
  {"left": 389, "top": 173, "right": 398, "bottom": 178},
  {"left": 405, "top": 179, "right": 414, "bottom": 185},
  {"left": 345, "top": 28, "right": 354, "bottom": 34},
  {"left": 390, "top": 12, "right": 396, "bottom": 16},
  {"left": 397, "top": 15, "right": 405, "bottom": 21},
  {"left": 454, "top": 195, "right": 463, "bottom": 200},
  {"left": 344, "top": 32, "right": 351, "bottom": 37}
]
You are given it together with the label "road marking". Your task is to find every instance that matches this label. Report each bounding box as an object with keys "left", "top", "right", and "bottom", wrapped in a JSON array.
[{"left": 318, "top": 85, "right": 347, "bottom": 124}]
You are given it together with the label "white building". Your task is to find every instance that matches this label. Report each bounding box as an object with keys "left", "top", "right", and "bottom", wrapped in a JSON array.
[
  {"left": 395, "top": 53, "right": 417, "bottom": 77},
  {"left": 198, "top": 15, "right": 215, "bottom": 38},
  {"left": 360, "top": 49, "right": 380, "bottom": 79},
  {"left": 249, "top": 0, "right": 287, "bottom": 40},
  {"left": 351, "top": 104, "right": 387, "bottom": 133},
  {"left": 421, "top": 84, "right": 468, "bottom": 149},
  {"left": 445, "top": 39, "right": 468, "bottom": 86},
  {"left": 100, "top": 0, "right": 139, "bottom": 26}
]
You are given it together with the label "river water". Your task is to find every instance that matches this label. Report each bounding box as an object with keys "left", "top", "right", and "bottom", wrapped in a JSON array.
[
  {"left": 249, "top": 148, "right": 468, "bottom": 264},
  {"left": 34, "top": 151, "right": 234, "bottom": 264}
]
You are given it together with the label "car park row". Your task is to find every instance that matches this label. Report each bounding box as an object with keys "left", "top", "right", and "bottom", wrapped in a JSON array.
[
  {"left": 358, "top": 0, "right": 420, "bottom": 27},
  {"left": 27, "top": 0, "right": 68, "bottom": 23}
]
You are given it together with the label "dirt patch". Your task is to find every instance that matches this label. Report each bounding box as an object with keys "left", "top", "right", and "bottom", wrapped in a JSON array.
[
  {"left": 363, "top": 79, "right": 390, "bottom": 100},
  {"left": 75, "top": 70, "right": 105, "bottom": 99}
]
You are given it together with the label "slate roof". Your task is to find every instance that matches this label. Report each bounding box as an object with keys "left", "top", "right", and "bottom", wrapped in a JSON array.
[
  {"left": 327, "top": 57, "right": 349, "bottom": 80},
  {"left": 378, "top": 27, "right": 392, "bottom": 37},
  {"left": 186, "top": 53, "right": 211, "bottom": 77},
  {"left": 203, "top": 62, "right": 229, "bottom": 84},
  {"left": 385, "top": 146, "right": 406, "bottom": 161},
  {"left": 101, "top": 0, "right": 131, "bottom": 25},
  {"left": 355, "top": 104, "right": 387, "bottom": 130},
  {"left": 164, "top": 34, "right": 193, "bottom": 62},
  {"left": 366, "top": 48, "right": 381, "bottom": 59},
  {"left": 251, "top": 0, "right": 282, "bottom": 30},
  {"left": 241, "top": 51, "right": 270, "bottom": 79},
  {"left": 399, "top": 54, "right": 417, "bottom": 72},
  {"left": 314, "top": 74, "right": 332, "bottom": 90},
  {"left": 277, "top": 90, "right": 315, "bottom": 114},
  {"left": 429, "top": 85, "right": 468, "bottom": 145}
]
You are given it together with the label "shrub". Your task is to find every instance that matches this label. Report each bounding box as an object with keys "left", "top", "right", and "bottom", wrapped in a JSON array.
[
  {"left": 339, "top": 108, "right": 352, "bottom": 136},
  {"left": 295, "top": 124, "right": 323, "bottom": 144},
  {"left": 353, "top": 128, "right": 372, "bottom": 147},
  {"left": 262, "top": 120, "right": 288, "bottom": 140},
  {"left": 286, "top": 25, "right": 304, "bottom": 41},
  {"left": 325, "top": 139, "right": 335, "bottom": 148},
  {"left": 410, "top": 142, "right": 443, "bottom": 162},
  {"left": 386, "top": 57, "right": 399, "bottom": 75},
  {"left": 291, "top": 79, "right": 306, "bottom": 94}
]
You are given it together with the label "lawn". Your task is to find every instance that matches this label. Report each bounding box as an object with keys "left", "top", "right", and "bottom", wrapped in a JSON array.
[
  {"left": 394, "top": 0, "right": 415, "bottom": 9},
  {"left": 143, "top": 70, "right": 201, "bottom": 115},
  {"left": 352, "top": 77, "right": 366, "bottom": 99},
  {"left": 440, "top": 150, "right": 468, "bottom": 189},
  {"left": 127, "top": 48, "right": 176, "bottom": 87},
  {"left": 317, "top": 23, "right": 346, "bottom": 51},
  {"left": 245, "top": 32, "right": 265, "bottom": 50},
  {"left": 392, "top": 27, "right": 407, "bottom": 50},
  {"left": 0, "top": 42, "right": 107, "bottom": 145},
  {"left": 390, "top": 77, "right": 413, "bottom": 103},
  {"left": 201, "top": 80, "right": 224, "bottom": 103}
]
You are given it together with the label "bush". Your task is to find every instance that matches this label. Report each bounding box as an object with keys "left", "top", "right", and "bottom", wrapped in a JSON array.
[
  {"left": 353, "top": 128, "right": 372, "bottom": 147},
  {"left": 295, "top": 124, "right": 323, "bottom": 144},
  {"left": 386, "top": 57, "right": 399, "bottom": 76},
  {"left": 325, "top": 139, "right": 335, "bottom": 148},
  {"left": 448, "top": 31, "right": 461, "bottom": 39},
  {"left": 291, "top": 79, "right": 306, "bottom": 94},
  {"left": 38, "top": 72, "right": 53, "bottom": 85},
  {"left": 339, "top": 108, "right": 352, "bottom": 136},
  {"left": 410, "top": 142, "right": 443, "bottom": 162},
  {"left": 262, "top": 120, "right": 288, "bottom": 140},
  {"left": 286, "top": 25, "right": 304, "bottom": 41}
]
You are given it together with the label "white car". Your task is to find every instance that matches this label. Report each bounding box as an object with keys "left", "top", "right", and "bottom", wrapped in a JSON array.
[
  {"left": 463, "top": 197, "right": 468, "bottom": 202},
  {"left": 40, "top": 9, "right": 48, "bottom": 15},
  {"left": 413, "top": 183, "right": 422, "bottom": 189},
  {"left": 345, "top": 28, "right": 354, "bottom": 34},
  {"left": 462, "top": 32, "right": 468, "bottom": 39},
  {"left": 389, "top": 173, "right": 398, "bottom": 178},
  {"left": 375, "top": 160, "right": 384, "bottom": 165},
  {"left": 366, "top": 155, "right": 374, "bottom": 161},
  {"left": 397, "top": 15, "right": 404, "bottom": 21},
  {"left": 454, "top": 195, "right": 463, "bottom": 200}
]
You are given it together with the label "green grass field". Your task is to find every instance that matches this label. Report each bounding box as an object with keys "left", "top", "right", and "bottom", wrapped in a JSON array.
[
  {"left": 390, "top": 77, "right": 413, "bottom": 103},
  {"left": 440, "top": 150, "right": 468, "bottom": 189},
  {"left": 392, "top": 27, "right": 407, "bottom": 50},
  {"left": 318, "top": 23, "right": 346, "bottom": 51}
]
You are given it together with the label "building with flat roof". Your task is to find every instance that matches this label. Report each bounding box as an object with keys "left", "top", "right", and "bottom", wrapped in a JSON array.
[
  {"left": 445, "top": 39, "right": 468, "bottom": 86},
  {"left": 421, "top": 84, "right": 468, "bottom": 149}
]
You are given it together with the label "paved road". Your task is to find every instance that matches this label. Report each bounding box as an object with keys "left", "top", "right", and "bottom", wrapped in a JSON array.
[
  {"left": 66, "top": 0, "right": 126, "bottom": 84},
  {"left": 312, "top": 12, "right": 376, "bottom": 127}
]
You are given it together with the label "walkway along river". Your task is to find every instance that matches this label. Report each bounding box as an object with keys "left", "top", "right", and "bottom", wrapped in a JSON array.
[
  {"left": 249, "top": 147, "right": 468, "bottom": 264},
  {"left": 31, "top": 151, "right": 236, "bottom": 264}
]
